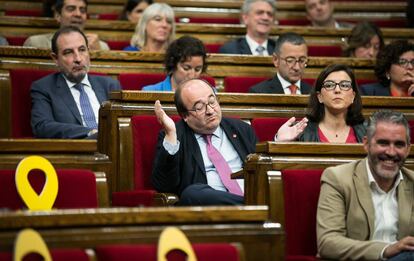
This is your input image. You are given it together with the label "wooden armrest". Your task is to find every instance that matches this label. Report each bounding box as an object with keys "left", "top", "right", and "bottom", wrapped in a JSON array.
[
  {"left": 153, "top": 193, "right": 179, "bottom": 206},
  {"left": 231, "top": 169, "right": 245, "bottom": 179}
]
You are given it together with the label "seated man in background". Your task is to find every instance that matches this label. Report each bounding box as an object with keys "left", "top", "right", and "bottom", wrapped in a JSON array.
[
  {"left": 24, "top": 0, "right": 109, "bottom": 50},
  {"left": 249, "top": 32, "right": 311, "bottom": 94},
  {"left": 31, "top": 26, "right": 121, "bottom": 139},
  {"left": 152, "top": 79, "right": 257, "bottom": 205},
  {"left": 305, "top": 0, "right": 353, "bottom": 28},
  {"left": 219, "top": 0, "right": 276, "bottom": 55},
  {"left": 317, "top": 110, "right": 414, "bottom": 260}
]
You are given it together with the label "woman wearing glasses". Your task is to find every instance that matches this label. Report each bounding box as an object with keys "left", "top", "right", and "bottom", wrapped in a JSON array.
[
  {"left": 276, "top": 64, "right": 366, "bottom": 143},
  {"left": 361, "top": 40, "right": 414, "bottom": 97}
]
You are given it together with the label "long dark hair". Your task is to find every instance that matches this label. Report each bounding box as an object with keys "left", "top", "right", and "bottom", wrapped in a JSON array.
[{"left": 307, "top": 64, "right": 364, "bottom": 125}]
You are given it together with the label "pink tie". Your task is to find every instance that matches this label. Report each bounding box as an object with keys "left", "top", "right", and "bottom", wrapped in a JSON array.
[{"left": 203, "top": 134, "right": 243, "bottom": 196}]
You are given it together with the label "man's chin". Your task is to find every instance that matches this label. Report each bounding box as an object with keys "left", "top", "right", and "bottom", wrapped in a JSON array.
[{"left": 65, "top": 72, "right": 86, "bottom": 83}]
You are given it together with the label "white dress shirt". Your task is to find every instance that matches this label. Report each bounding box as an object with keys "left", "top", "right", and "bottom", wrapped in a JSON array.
[{"left": 245, "top": 34, "right": 269, "bottom": 56}]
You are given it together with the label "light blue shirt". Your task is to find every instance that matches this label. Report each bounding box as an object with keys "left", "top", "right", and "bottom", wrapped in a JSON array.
[{"left": 142, "top": 75, "right": 172, "bottom": 91}]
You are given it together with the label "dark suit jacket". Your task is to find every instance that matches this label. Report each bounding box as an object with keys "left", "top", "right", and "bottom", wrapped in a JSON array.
[
  {"left": 360, "top": 82, "right": 391, "bottom": 96},
  {"left": 31, "top": 72, "right": 121, "bottom": 138},
  {"left": 249, "top": 75, "right": 312, "bottom": 94},
  {"left": 219, "top": 37, "right": 276, "bottom": 55},
  {"left": 151, "top": 118, "right": 257, "bottom": 196}
]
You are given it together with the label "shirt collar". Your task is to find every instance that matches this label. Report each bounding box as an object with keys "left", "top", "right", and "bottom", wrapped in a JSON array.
[
  {"left": 277, "top": 72, "right": 301, "bottom": 89},
  {"left": 245, "top": 34, "right": 268, "bottom": 55},
  {"left": 63, "top": 74, "right": 91, "bottom": 89},
  {"left": 366, "top": 159, "right": 403, "bottom": 193},
  {"left": 195, "top": 126, "right": 223, "bottom": 141}
]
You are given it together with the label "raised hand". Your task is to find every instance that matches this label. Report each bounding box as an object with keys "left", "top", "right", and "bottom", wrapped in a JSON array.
[
  {"left": 275, "top": 117, "right": 308, "bottom": 141},
  {"left": 155, "top": 100, "right": 177, "bottom": 144},
  {"left": 85, "top": 33, "right": 101, "bottom": 51}
]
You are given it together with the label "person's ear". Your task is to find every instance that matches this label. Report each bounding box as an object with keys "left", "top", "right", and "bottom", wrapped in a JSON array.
[
  {"left": 50, "top": 52, "right": 58, "bottom": 66},
  {"left": 272, "top": 53, "right": 279, "bottom": 69}
]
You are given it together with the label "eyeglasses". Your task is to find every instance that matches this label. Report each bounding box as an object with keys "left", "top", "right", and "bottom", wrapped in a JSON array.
[
  {"left": 322, "top": 80, "right": 353, "bottom": 91},
  {"left": 280, "top": 56, "right": 308, "bottom": 67},
  {"left": 396, "top": 58, "right": 414, "bottom": 69},
  {"left": 187, "top": 95, "right": 218, "bottom": 115}
]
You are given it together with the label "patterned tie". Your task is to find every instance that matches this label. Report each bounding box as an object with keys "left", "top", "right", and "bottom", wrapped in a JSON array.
[
  {"left": 256, "top": 45, "right": 265, "bottom": 56},
  {"left": 203, "top": 134, "right": 243, "bottom": 196},
  {"left": 289, "top": 84, "right": 298, "bottom": 95},
  {"left": 73, "top": 83, "right": 98, "bottom": 129}
]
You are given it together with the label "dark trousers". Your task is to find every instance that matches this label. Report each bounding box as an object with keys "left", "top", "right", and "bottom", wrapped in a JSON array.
[
  {"left": 388, "top": 251, "right": 414, "bottom": 261},
  {"left": 178, "top": 184, "right": 244, "bottom": 206}
]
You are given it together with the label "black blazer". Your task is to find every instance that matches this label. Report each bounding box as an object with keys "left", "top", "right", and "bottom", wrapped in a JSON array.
[
  {"left": 151, "top": 118, "right": 257, "bottom": 195},
  {"left": 249, "top": 75, "right": 312, "bottom": 94},
  {"left": 360, "top": 82, "right": 391, "bottom": 96},
  {"left": 219, "top": 37, "right": 276, "bottom": 55}
]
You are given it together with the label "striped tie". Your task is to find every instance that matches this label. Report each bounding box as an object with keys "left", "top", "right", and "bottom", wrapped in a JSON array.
[{"left": 74, "top": 83, "right": 97, "bottom": 129}]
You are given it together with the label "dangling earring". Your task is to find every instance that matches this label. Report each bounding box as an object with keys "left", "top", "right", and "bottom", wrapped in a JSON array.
[{"left": 386, "top": 73, "right": 390, "bottom": 80}]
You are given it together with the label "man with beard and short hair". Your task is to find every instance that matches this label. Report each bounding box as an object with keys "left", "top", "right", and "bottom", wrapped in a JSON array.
[
  {"left": 24, "top": 0, "right": 109, "bottom": 50},
  {"left": 249, "top": 32, "right": 311, "bottom": 94},
  {"left": 317, "top": 110, "right": 414, "bottom": 260},
  {"left": 31, "top": 26, "right": 121, "bottom": 139},
  {"left": 219, "top": 0, "right": 276, "bottom": 55}
]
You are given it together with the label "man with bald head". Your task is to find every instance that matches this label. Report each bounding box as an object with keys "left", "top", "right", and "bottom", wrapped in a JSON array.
[{"left": 152, "top": 79, "right": 257, "bottom": 205}]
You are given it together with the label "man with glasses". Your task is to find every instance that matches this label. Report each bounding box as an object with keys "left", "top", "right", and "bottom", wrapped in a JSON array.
[
  {"left": 361, "top": 40, "right": 414, "bottom": 97},
  {"left": 249, "top": 32, "right": 312, "bottom": 94},
  {"left": 151, "top": 79, "right": 257, "bottom": 205}
]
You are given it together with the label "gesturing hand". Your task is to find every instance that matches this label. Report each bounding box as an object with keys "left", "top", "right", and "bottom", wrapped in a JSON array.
[
  {"left": 275, "top": 117, "right": 308, "bottom": 141},
  {"left": 155, "top": 100, "right": 177, "bottom": 144}
]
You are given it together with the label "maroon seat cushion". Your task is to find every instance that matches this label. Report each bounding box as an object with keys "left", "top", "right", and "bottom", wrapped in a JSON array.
[
  {"left": 224, "top": 76, "right": 268, "bottom": 93},
  {"left": 112, "top": 115, "right": 181, "bottom": 207},
  {"left": 95, "top": 243, "right": 240, "bottom": 261},
  {"left": 0, "top": 249, "right": 89, "bottom": 261},
  {"left": 251, "top": 117, "right": 290, "bottom": 142},
  {"left": 282, "top": 169, "right": 323, "bottom": 258},
  {"left": 6, "top": 36, "right": 27, "bottom": 46},
  {"left": 308, "top": 45, "right": 343, "bottom": 57},
  {"left": 5, "top": 10, "right": 42, "bottom": 17},
  {"left": 106, "top": 40, "right": 129, "bottom": 50},
  {"left": 205, "top": 43, "right": 221, "bottom": 53},
  {"left": 0, "top": 169, "right": 98, "bottom": 210},
  {"left": 10, "top": 69, "right": 55, "bottom": 138}
]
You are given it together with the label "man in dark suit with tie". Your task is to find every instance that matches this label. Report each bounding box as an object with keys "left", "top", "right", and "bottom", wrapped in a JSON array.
[
  {"left": 31, "top": 26, "right": 121, "bottom": 139},
  {"left": 152, "top": 79, "right": 257, "bottom": 205},
  {"left": 249, "top": 32, "right": 312, "bottom": 94},
  {"left": 219, "top": 0, "right": 276, "bottom": 55}
]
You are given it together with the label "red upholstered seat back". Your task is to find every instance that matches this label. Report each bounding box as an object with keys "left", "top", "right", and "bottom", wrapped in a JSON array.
[
  {"left": 224, "top": 76, "right": 268, "bottom": 93},
  {"left": 5, "top": 10, "right": 43, "bottom": 17},
  {"left": 119, "top": 73, "right": 216, "bottom": 90},
  {"left": 282, "top": 169, "right": 323, "bottom": 258},
  {"left": 96, "top": 243, "right": 240, "bottom": 261},
  {"left": 6, "top": 36, "right": 27, "bottom": 46},
  {"left": 131, "top": 115, "right": 181, "bottom": 190},
  {"left": 251, "top": 117, "right": 290, "bottom": 142},
  {"left": 308, "top": 45, "right": 343, "bottom": 57},
  {"left": 0, "top": 169, "right": 98, "bottom": 210},
  {"left": 0, "top": 249, "right": 90, "bottom": 261},
  {"left": 205, "top": 43, "right": 221, "bottom": 53},
  {"left": 10, "top": 69, "right": 55, "bottom": 138},
  {"left": 106, "top": 40, "right": 129, "bottom": 50}
]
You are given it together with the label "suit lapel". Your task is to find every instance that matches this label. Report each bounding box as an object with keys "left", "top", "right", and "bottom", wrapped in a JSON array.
[
  {"left": 221, "top": 119, "right": 245, "bottom": 160},
  {"left": 271, "top": 76, "right": 285, "bottom": 93},
  {"left": 184, "top": 123, "right": 205, "bottom": 174},
  {"left": 239, "top": 38, "right": 253, "bottom": 55},
  {"left": 353, "top": 158, "right": 376, "bottom": 237},
  {"left": 88, "top": 75, "right": 106, "bottom": 103},
  {"left": 56, "top": 74, "right": 83, "bottom": 124},
  {"left": 397, "top": 168, "right": 414, "bottom": 237}
]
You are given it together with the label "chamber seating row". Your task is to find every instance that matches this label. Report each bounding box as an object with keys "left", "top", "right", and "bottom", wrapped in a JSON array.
[
  {"left": 0, "top": 0, "right": 407, "bottom": 27},
  {"left": 0, "top": 17, "right": 412, "bottom": 53}
]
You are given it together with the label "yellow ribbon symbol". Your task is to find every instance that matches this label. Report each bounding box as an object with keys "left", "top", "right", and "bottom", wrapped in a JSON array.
[
  {"left": 15, "top": 156, "right": 58, "bottom": 211},
  {"left": 14, "top": 228, "right": 52, "bottom": 261}
]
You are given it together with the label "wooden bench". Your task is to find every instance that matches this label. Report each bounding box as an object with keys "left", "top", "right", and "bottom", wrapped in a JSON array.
[
  {"left": 0, "top": 205, "right": 284, "bottom": 261},
  {"left": 99, "top": 91, "right": 414, "bottom": 196},
  {"left": 0, "top": 139, "right": 110, "bottom": 207}
]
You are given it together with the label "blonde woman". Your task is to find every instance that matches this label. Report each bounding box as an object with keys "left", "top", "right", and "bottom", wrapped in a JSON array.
[{"left": 124, "top": 3, "right": 175, "bottom": 52}]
